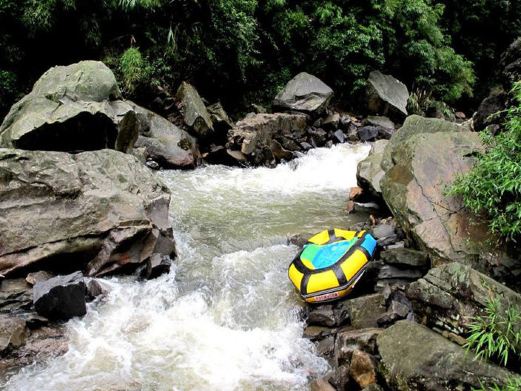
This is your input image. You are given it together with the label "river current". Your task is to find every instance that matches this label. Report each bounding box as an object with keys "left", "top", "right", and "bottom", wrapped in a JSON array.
[{"left": 4, "top": 143, "right": 370, "bottom": 391}]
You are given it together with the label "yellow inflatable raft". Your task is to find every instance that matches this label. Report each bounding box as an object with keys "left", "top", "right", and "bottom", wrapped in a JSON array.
[{"left": 288, "top": 229, "right": 377, "bottom": 303}]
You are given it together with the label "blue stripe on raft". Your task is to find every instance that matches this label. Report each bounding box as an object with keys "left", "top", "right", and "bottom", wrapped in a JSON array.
[{"left": 361, "top": 234, "right": 377, "bottom": 256}]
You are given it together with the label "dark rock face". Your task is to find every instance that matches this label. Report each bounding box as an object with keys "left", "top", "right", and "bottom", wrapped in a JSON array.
[
  {"left": 33, "top": 272, "right": 87, "bottom": 320},
  {"left": 367, "top": 71, "right": 409, "bottom": 117},
  {"left": 407, "top": 263, "right": 521, "bottom": 339},
  {"left": 377, "top": 320, "right": 514, "bottom": 390},
  {"left": 176, "top": 81, "right": 214, "bottom": 138},
  {"left": 0, "top": 148, "right": 175, "bottom": 277},
  {"left": 273, "top": 72, "right": 333, "bottom": 113},
  {"left": 473, "top": 88, "right": 508, "bottom": 131},
  {"left": 0, "top": 61, "right": 138, "bottom": 153}
]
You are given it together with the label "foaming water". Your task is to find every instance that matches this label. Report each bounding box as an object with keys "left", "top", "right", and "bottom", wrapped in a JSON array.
[{"left": 4, "top": 143, "right": 370, "bottom": 391}]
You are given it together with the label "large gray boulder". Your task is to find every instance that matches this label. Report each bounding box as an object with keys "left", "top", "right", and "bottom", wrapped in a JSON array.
[
  {"left": 130, "top": 102, "right": 198, "bottom": 168},
  {"left": 176, "top": 81, "right": 213, "bottom": 138},
  {"left": 0, "top": 148, "right": 175, "bottom": 277},
  {"left": 273, "top": 72, "right": 333, "bottom": 113},
  {"left": 227, "top": 113, "right": 308, "bottom": 165},
  {"left": 367, "top": 71, "right": 409, "bottom": 117},
  {"left": 380, "top": 125, "right": 488, "bottom": 265},
  {"left": 0, "top": 61, "right": 138, "bottom": 153},
  {"left": 33, "top": 272, "right": 87, "bottom": 321},
  {"left": 377, "top": 320, "right": 514, "bottom": 390},
  {"left": 381, "top": 115, "right": 464, "bottom": 172}
]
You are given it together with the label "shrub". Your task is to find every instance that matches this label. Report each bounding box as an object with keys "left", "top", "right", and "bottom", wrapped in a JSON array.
[
  {"left": 449, "top": 82, "right": 521, "bottom": 241},
  {"left": 119, "top": 47, "right": 151, "bottom": 93}
]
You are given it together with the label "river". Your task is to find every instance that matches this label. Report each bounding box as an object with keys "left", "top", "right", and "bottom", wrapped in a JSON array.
[{"left": 4, "top": 143, "right": 370, "bottom": 391}]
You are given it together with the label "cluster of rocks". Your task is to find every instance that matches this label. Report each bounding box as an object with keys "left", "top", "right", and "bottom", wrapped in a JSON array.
[
  {"left": 0, "top": 61, "right": 184, "bottom": 373},
  {"left": 300, "top": 109, "right": 521, "bottom": 390}
]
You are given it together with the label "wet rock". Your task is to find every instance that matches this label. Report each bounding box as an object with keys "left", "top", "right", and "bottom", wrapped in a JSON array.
[
  {"left": 25, "top": 271, "right": 53, "bottom": 286},
  {"left": 372, "top": 221, "right": 400, "bottom": 247},
  {"left": 381, "top": 121, "right": 498, "bottom": 268},
  {"left": 270, "top": 139, "right": 294, "bottom": 161},
  {"left": 0, "top": 325, "right": 68, "bottom": 378},
  {"left": 307, "top": 302, "right": 350, "bottom": 328},
  {"left": 357, "top": 140, "right": 388, "bottom": 198},
  {"left": 227, "top": 113, "right": 307, "bottom": 165},
  {"left": 273, "top": 72, "right": 333, "bottom": 114},
  {"left": 349, "top": 349, "right": 377, "bottom": 388},
  {"left": 303, "top": 326, "right": 337, "bottom": 341},
  {"left": 0, "top": 61, "right": 138, "bottom": 153},
  {"left": 176, "top": 81, "right": 213, "bottom": 137},
  {"left": 380, "top": 248, "right": 429, "bottom": 269},
  {"left": 310, "top": 378, "right": 336, "bottom": 391},
  {"left": 0, "top": 315, "right": 27, "bottom": 353},
  {"left": 316, "top": 334, "right": 336, "bottom": 359},
  {"left": 287, "top": 233, "right": 312, "bottom": 248},
  {"left": 377, "top": 320, "right": 514, "bottom": 390},
  {"left": 141, "top": 254, "right": 172, "bottom": 280},
  {"left": 367, "top": 71, "right": 409, "bottom": 117},
  {"left": 308, "top": 127, "right": 328, "bottom": 146},
  {"left": 33, "top": 272, "right": 87, "bottom": 320},
  {"left": 131, "top": 102, "right": 197, "bottom": 168},
  {"left": 0, "top": 148, "right": 175, "bottom": 277},
  {"left": 86, "top": 278, "right": 110, "bottom": 300},
  {"left": 377, "top": 265, "right": 423, "bottom": 280}
]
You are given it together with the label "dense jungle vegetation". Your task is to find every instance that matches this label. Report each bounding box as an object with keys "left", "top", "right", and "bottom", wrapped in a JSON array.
[{"left": 0, "top": 0, "right": 520, "bottom": 117}]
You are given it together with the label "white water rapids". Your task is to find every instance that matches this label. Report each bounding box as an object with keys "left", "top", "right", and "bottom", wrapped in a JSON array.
[{"left": 4, "top": 143, "right": 371, "bottom": 391}]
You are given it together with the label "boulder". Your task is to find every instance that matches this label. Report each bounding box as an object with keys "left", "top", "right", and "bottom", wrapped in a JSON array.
[
  {"left": 367, "top": 71, "right": 409, "bottom": 117},
  {"left": 357, "top": 140, "right": 388, "bottom": 197},
  {"left": 340, "top": 293, "right": 386, "bottom": 329},
  {"left": 25, "top": 271, "right": 54, "bottom": 286},
  {"left": 0, "top": 148, "right": 175, "bottom": 277},
  {"left": 381, "top": 115, "right": 464, "bottom": 172},
  {"left": 349, "top": 349, "right": 377, "bottom": 388},
  {"left": 227, "top": 113, "right": 308, "bottom": 165},
  {"left": 273, "top": 72, "right": 333, "bottom": 114},
  {"left": 0, "top": 279, "right": 32, "bottom": 314},
  {"left": 365, "top": 116, "right": 395, "bottom": 131},
  {"left": 33, "top": 272, "right": 87, "bottom": 320},
  {"left": 407, "top": 263, "right": 521, "bottom": 337},
  {"left": 473, "top": 87, "right": 508, "bottom": 131},
  {"left": 0, "top": 315, "right": 27, "bottom": 353},
  {"left": 380, "top": 248, "right": 429, "bottom": 269},
  {"left": 356, "top": 126, "right": 380, "bottom": 142},
  {"left": 207, "top": 102, "right": 234, "bottom": 132},
  {"left": 0, "top": 61, "right": 138, "bottom": 153},
  {"left": 499, "top": 37, "right": 521, "bottom": 87},
  {"left": 130, "top": 102, "right": 198, "bottom": 168},
  {"left": 377, "top": 320, "right": 514, "bottom": 390},
  {"left": 176, "top": 81, "right": 213, "bottom": 137},
  {"left": 380, "top": 127, "right": 491, "bottom": 266}
]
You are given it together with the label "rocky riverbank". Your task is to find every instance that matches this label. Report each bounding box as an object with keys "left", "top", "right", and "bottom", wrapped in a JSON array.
[{"left": 0, "top": 48, "right": 519, "bottom": 390}]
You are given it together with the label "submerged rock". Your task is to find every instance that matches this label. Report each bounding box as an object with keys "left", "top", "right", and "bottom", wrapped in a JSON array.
[
  {"left": 0, "top": 148, "right": 175, "bottom": 277},
  {"left": 377, "top": 320, "right": 514, "bottom": 390},
  {"left": 176, "top": 81, "right": 213, "bottom": 138},
  {"left": 0, "top": 61, "right": 138, "bottom": 153},
  {"left": 273, "top": 72, "right": 333, "bottom": 114},
  {"left": 367, "top": 71, "right": 409, "bottom": 117},
  {"left": 33, "top": 272, "right": 87, "bottom": 320}
]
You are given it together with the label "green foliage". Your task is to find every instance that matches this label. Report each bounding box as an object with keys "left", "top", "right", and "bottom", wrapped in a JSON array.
[
  {"left": 119, "top": 47, "right": 150, "bottom": 93},
  {"left": 465, "top": 297, "right": 521, "bottom": 366},
  {"left": 0, "top": 0, "right": 517, "bottom": 115},
  {"left": 449, "top": 83, "right": 521, "bottom": 241},
  {"left": 474, "top": 377, "right": 521, "bottom": 391}
]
